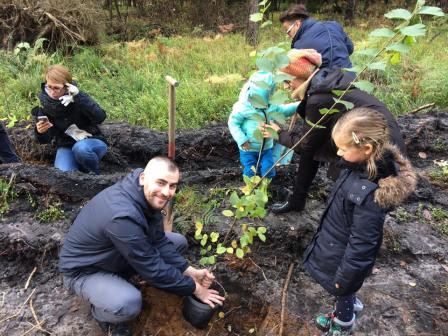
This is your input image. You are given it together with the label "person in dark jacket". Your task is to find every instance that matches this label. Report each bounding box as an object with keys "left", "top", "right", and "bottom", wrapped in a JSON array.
[
  {"left": 32, "top": 64, "right": 107, "bottom": 174},
  {"left": 0, "top": 122, "right": 20, "bottom": 164},
  {"left": 303, "top": 108, "right": 417, "bottom": 335},
  {"left": 260, "top": 50, "right": 406, "bottom": 214},
  {"left": 59, "top": 157, "right": 225, "bottom": 336},
  {"left": 280, "top": 3, "right": 354, "bottom": 69}
]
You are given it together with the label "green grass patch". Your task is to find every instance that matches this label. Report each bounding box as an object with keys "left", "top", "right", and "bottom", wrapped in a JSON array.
[{"left": 1, "top": 18, "right": 447, "bottom": 129}]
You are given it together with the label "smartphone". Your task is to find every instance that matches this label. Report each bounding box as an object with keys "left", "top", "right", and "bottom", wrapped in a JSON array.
[{"left": 37, "top": 115, "right": 49, "bottom": 123}]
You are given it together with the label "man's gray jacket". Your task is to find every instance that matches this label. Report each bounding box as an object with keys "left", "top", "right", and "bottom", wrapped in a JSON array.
[{"left": 59, "top": 169, "right": 196, "bottom": 296}]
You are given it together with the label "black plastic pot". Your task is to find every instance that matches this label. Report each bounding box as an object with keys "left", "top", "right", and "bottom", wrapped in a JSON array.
[{"left": 182, "top": 281, "right": 225, "bottom": 329}]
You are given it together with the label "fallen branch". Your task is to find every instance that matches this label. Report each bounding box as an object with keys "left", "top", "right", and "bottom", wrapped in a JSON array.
[
  {"left": 0, "top": 288, "right": 36, "bottom": 325},
  {"left": 248, "top": 257, "right": 268, "bottom": 281},
  {"left": 409, "top": 103, "right": 435, "bottom": 114},
  {"left": 43, "top": 12, "right": 86, "bottom": 42},
  {"left": 24, "top": 267, "right": 37, "bottom": 290},
  {"left": 279, "top": 262, "right": 295, "bottom": 336}
]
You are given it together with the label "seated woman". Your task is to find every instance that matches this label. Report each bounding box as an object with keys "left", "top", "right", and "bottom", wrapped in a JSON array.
[
  {"left": 260, "top": 49, "right": 406, "bottom": 214},
  {"left": 32, "top": 65, "right": 107, "bottom": 174}
]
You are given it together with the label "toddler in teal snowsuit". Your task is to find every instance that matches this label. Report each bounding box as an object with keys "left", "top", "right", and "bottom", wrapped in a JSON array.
[{"left": 228, "top": 71, "right": 298, "bottom": 178}]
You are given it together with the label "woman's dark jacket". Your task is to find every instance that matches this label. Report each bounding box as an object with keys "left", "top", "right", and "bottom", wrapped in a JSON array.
[
  {"left": 292, "top": 18, "right": 354, "bottom": 69},
  {"left": 278, "top": 68, "right": 406, "bottom": 189},
  {"left": 303, "top": 145, "right": 417, "bottom": 296},
  {"left": 32, "top": 83, "right": 107, "bottom": 148}
]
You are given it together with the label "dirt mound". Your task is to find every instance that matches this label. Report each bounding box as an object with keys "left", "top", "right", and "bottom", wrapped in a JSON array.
[{"left": 0, "top": 110, "right": 447, "bottom": 335}]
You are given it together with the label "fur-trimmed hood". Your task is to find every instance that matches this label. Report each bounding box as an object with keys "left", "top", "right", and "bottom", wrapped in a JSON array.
[{"left": 374, "top": 144, "right": 417, "bottom": 209}]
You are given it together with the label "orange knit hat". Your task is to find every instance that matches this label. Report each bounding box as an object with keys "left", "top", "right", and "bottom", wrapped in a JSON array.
[{"left": 281, "top": 49, "right": 322, "bottom": 100}]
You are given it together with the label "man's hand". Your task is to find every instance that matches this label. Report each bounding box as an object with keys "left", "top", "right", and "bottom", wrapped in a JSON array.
[
  {"left": 193, "top": 282, "right": 225, "bottom": 308},
  {"left": 241, "top": 141, "right": 251, "bottom": 151},
  {"left": 184, "top": 266, "right": 215, "bottom": 288},
  {"left": 259, "top": 121, "right": 281, "bottom": 138},
  {"left": 36, "top": 120, "right": 53, "bottom": 134}
]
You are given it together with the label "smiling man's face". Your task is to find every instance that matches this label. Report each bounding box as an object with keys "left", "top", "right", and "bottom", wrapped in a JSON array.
[{"left": 139, "top": 160, "right": 179, "bottom": 210}]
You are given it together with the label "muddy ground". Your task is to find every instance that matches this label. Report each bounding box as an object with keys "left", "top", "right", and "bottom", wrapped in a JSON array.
[{"left": 0, "top": 110, "right": 447, "bottom": 336}]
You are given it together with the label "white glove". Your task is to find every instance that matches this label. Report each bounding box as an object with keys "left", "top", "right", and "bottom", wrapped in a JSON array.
[
  {"left": 66, "top": 83, "right": 79, "bottom": 96},
  {"left": 65, "top": 124, "right": 92, "bottom": 141},
  {"left": 59, "top": 94, "right": 74, "bottom": 106},
  {"left": 59, "top": 84, "right": 79, "bottom": 106}
]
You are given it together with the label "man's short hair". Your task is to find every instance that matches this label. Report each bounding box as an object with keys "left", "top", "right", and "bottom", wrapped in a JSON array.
[
  {"left": 146, "top": 156, "right": 179, "bottom": 173},
  {"left": 279, "top": 4, "right": 310, "bottom": 23}
]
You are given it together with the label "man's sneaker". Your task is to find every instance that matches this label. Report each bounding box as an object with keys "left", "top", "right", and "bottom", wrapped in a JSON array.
[
  {"left": 325, "top": 315, "right": 355, "bottom": 336},
  {"left": 97, "top": 320, "right": 133, "bottom": 336},
  {"left": 353, "top": 297, "right": 364, "bottom": 317}
]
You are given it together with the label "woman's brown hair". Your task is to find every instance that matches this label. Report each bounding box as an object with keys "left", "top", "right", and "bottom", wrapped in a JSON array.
[
  {"left": 332, "top": 107, "right": 390, "bottom": 179},
  {"left": 45, "top": 65, "right": 72, "bottom": 84}
]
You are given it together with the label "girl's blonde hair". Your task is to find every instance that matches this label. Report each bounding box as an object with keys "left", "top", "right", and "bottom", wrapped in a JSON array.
[
  {"left": 45, "top": 65, "right": 72, "bottom": 84},
  {"left": 332, "top": 107, "right": 390, "bottom": 179}
]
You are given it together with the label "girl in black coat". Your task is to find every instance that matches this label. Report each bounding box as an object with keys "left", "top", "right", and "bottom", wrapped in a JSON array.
[
  {"left": 32, "top": 65, "right": 107, "bottom": 174},
  {"left": 304, "top": 108, "right": 417, "bottom": 335}
]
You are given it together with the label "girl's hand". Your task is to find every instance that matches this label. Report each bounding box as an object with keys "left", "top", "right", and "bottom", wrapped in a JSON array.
[
  {"left": 65, "top": 83, "right": 79, "bottom": 96},
  {"left": 241, "top": 141, "right": 251, "bottom": 151},
  {"left": 36, "top": 120, "right": 53, "bottom": 134},
  {"left": 335, "top": 283, "right": 340, "bottom": 289},
  {"left": 259, "top": 121, "right": 281, "bottom": 138}
]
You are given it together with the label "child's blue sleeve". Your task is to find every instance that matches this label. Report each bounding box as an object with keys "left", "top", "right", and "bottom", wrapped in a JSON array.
[
  {"left": 228, "top": 105, "right": 249, "bottom": 147},
  {"left": 270, "top": 101, "right": 300, "bottom": 117}
]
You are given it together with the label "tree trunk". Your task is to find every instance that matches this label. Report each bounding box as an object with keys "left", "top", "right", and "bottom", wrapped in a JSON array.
[
  {"left": 246, "top": 0, "right": 259, "bottom": 47},
  {"left": 344, "top": 0, "right": 356, "bottom": 24}
]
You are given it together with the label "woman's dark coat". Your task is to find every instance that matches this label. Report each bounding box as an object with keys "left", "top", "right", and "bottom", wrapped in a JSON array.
[
  {"left": 303, "top": 145, "right": 417, "bottom": 296},
  {"left": 291, "top": 18, "right": 354, "bottom": 69},
  {"left": 32, "top": 83, "right": 107, "bottom": 148}
]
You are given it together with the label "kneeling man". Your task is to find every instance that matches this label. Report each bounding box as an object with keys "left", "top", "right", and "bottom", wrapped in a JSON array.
[{"left": 59, "top": 156, "right": 224, "bottom": 335}]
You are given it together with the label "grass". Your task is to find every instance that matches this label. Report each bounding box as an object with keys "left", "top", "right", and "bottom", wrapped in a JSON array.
[
  {"left": 37, "top": 202, "right": 65, "bottom": 223},
  {"left": 0, "top": 16, "right": 447, "bottom": 130}
]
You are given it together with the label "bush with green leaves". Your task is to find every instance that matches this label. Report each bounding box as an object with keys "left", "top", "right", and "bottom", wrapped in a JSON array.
[
  {"left": 194, "top": 174, "right": 269, "bottom": 266},
  {"left": 0, "top": 175, "right": 17, "bottom": 215}
]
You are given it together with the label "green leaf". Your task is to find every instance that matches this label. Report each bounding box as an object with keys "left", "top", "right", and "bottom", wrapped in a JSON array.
[
  {"left": 236, "top": 248, "right": 244, "bottom": 259},
  {"left": 367, "top": 61, "right": 387, "bottom": 71},
  {"left": 257, "top": 227, "right": 267, "bottom": 234},
  {"left": 356, "top": 48, "right": 379, "bottom": 57},
  {"left": 200, "top": 248, "right": 207, "bottom": 256},
  {"left": 222, "top": 210, "right": 234, "bottom": 217},
  {"left": 266, "top": 126, "right": 279, "bottom": 140},
  {"left": 240, "top": 235, "right": 248, "bottom": 248},
  {"left": 258, "top": 233, "right": 266, "bottom": 242},
  {"left": 305, "top": 118, "right": 326, "bottom": 129},
  {"left": 259, "top": 0, "right": 268, "bottom": 7},
  {"left": 199, "top": 257, "right": 208, "bottom": 266},
  {"left": 390, "top": 52, "right": 401, "bottom": 65},
  {"left": 269, "top": 112, "right": 286, "bottom": 125},
  {"left": 229, "top": 191, "right": 240, "bottom": 207},
  {"left": 256, "top": 57, "right": 274, "bottom": 72},
  {"left": 270, "top": 90, "right": 288, "bottom": 105},
  {"left": 248, "top": 92, "right": 268, "bottom": 109},
  {"left": 250, "top": 13, "right": 263, "bottom": 22},
  {"left": 252, "top": 128, "right": 264, "bottom": 142},
  {"left": 252, "top": 80, "right": 272, "bottom": 90},
  {"left": 400, "top": 24, "right": 426, "bottom": 37},
  {"left": 207, "top": 245, "right": 212, "bottom": 251},
  {"left": 210, "top": 232, "right": 219, "bottom": 243},
  {"left": 418, "top": 6, "right": 445, "bottom": 16},
  {"left": 404, "top": 35, "right": 416, "bottom": 45},
  {"left": 342, "top": 66, "right": 362, "bottom": 74},
  {"left": 273, "top": 73, "right": 295, "bottom": 83},
  {"left": 195, "top": 221, "right": 203, "bottom": 232},
  {"left": 250, "top": 113, "right": 266, "bottom": 123},
  {"left": 216, "top": 244, "right": 226, "bottom": 254},
  {"left": 319, "top": 108, "right": 340, "bottom": 115},
  {"left": 334, "top": 98, "right": 354, "bottom": 110},
  {"left": 386, "top": 42, "right": 410, "bottom": 53},
  {"left": 384, "top": 8, "right": 412, "bottom": 20},
  {"left": 370, "top": 28, "right": 395, "bottom": 38},
  {"left": 331, "top": 89, "right": 345, "bottom": 97},
  {"left": 208, "top": 255, "right": 216, "bottom": 264},
  {"left": 353, "top": 80, "right": 375, "bottom": 93},
  {"left": 226, "top": 247, "right": 234, "bottom": 254},
  {"left": 200, "top": 234, "right": 208, "bottom": 246},
  {"left": 261, "top": 20, "right": 272, "bottom": 28}
]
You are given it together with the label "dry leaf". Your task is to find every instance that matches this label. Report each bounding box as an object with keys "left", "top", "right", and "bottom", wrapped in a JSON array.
[
  {"left": 418, "top": 152, "right": 427, "bottom": 159},
  {"left": 422, "top": 209, "right": 432, "bottom": 221},
  {"left": 218, "top": 311, "right": 225, "bottom": 318},
  {"left": 399, "top": 260, "right": 407, "bottom": 268}
]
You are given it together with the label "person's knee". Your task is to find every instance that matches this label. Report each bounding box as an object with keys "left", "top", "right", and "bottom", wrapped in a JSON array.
[
  {"left": 167, "top": 232, "right": 188, "bottom": 254},
  {"left": 111, "top": 289, "right": 142, "bottom": 320},
  {"left": 72, "top": 141, "right": 92, "bottom": 160}
]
